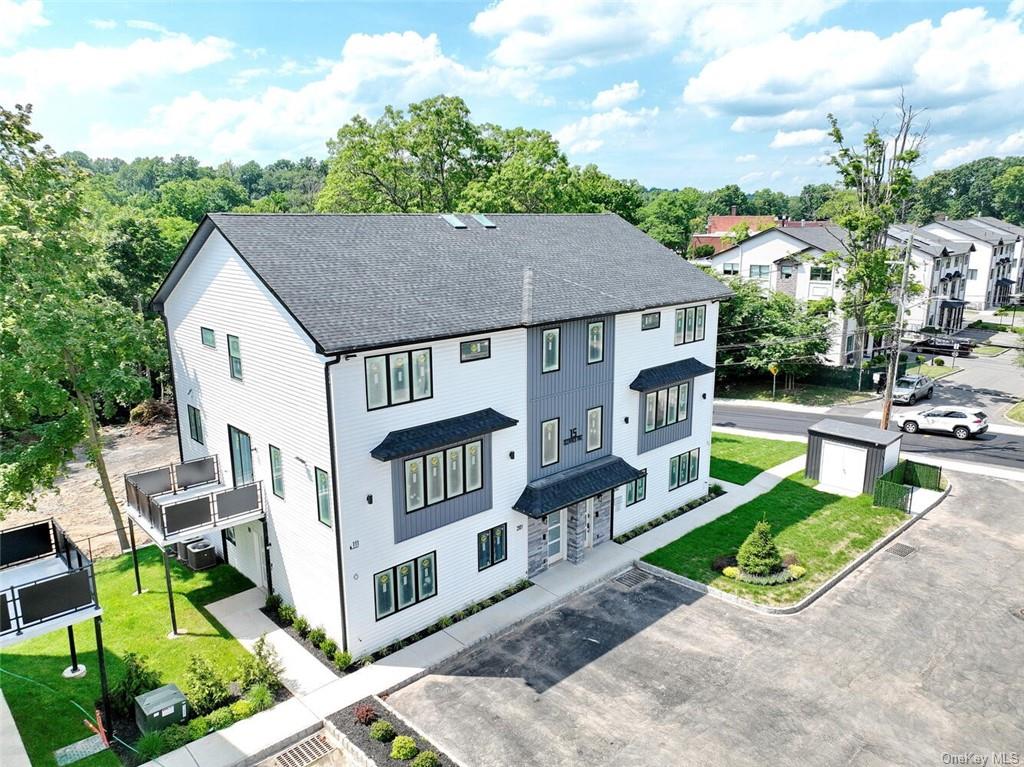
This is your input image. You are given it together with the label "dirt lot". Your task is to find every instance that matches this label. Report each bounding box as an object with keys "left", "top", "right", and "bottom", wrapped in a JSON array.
[{"left": 2, "top": 422, "right": 180, "bottom": 558}]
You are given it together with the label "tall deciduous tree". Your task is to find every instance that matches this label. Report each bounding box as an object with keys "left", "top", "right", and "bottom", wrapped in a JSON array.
[
  {"left": 638, "top": 188, "right": 703, "bottom": 254},
  {"left": 0, "top": 105, "right": 156, "bottom": 543},
  {"left": 993, "top": 166, "right": 1024, "bottom": 225}
]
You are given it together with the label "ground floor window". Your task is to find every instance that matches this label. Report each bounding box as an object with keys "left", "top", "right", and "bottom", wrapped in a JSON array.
[
  {"left": 374, "top": 551, "right": 437, "bottom": 620},
  {"left": 623, "top": 475, "right": 647, "bottom": 506},
  {"left": 669, "top": 448, "right": 700, "bottom": 490},
  {"left": 477, "top": 523, "right": 507, "bottom": 571}
]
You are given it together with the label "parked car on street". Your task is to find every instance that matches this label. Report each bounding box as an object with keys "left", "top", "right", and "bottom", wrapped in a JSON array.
[
  {"left": 891, "top": 375, "right": 934, "bottom": 405},
  {"left": 894, "top": 407, "right": 989, "bottom": 439},
  {"left": 909, "top": 336, "right": 974, "bottom": 356}
]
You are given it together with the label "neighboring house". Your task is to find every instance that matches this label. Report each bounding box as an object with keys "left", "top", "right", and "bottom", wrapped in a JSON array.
[
  {"left": 689, "top": 211, "right": 778, "bottom": 255},
  {"left": 887, "top": 226, "right": 972, "bottom": 332},
  {"left": 923, "top": 218, "right": 1022, "bottom": 308},
  {"left": 146, "top": 212, "right": 731, "bottom": 657}
]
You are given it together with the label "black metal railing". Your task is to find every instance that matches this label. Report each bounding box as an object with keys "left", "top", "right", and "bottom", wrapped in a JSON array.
[
  {"left": 125, "top": 455, "right": 221, "bottom": 516},
  {"left": 150, "top": 481, "right": 265, "bottom": 538}
]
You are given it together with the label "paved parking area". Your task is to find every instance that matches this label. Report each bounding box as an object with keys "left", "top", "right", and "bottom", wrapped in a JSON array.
[{"left": 388, "top": 471, "right": 1024, "bottom": 767}]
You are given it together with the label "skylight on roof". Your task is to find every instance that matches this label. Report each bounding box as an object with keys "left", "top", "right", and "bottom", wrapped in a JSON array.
[
  {"left": 441, "top": 214, "right": 467, "bottom": 229},
  {"left": 472, "top": 214, "right": 496, "bottom": 228}
]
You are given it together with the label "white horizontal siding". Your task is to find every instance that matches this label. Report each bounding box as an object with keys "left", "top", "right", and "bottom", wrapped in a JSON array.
[
  {"left": 331, "top": 329, "right": 529, "bottom": 656},
  {"left": 162, "top": 230, "right": 343, "bottom": 642}
]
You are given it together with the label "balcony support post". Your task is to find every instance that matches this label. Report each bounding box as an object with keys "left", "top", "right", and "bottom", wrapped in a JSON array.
[
  {"left": 261, "top": 516, "right": 274, "bottom": 596},
  {"left": 128, "top": 518, "right": 143, "bottom": 595},
  {"left": 93, "top": 616, "right": 113, "bottom": 736},
  {"left": 162, "top": 547, "right": 179, "bottom": 636},
  {"left": 221, "top": 528, "right": 230, "bottom": 565}
]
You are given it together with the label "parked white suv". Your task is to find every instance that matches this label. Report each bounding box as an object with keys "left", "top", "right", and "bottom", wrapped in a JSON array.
[
  {"left": 894, "top": 407, "right": 989, "bottom": 440},
  {"left": 891, "top": 375, "right": 934, "bottom": 405}
]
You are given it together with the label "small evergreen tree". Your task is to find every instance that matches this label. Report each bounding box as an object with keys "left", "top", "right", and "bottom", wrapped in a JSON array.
[{"left": 737, "top": 520, "right": 783, "bottom": 576}]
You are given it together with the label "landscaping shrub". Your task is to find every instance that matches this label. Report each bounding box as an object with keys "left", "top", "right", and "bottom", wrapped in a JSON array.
[
  {"left": 789, "top": 565, "right": 806, "bottom": 579},
  {"left": 335, "top": 650, "right": 352, "bottom": 672},
  {"left": 319, "top": 637, "right": 338, "bottom": 657},
  {"left": 369, "top": 719, "right": 396, "bottom": 742},
  {"left": 933, "top": 357, "right": 946, "bottom": 366},
  {"left": 278, "top": 604, "right": 297, "bottom": 625},
  {"left": 134, "top": 731, "right": 168, "bottom": 761},
  {"left": 245, "top": 683, "right": 274, "bottom": 713},
  {"left": 183, "top": 654, "right": 230, "bottom": 715},
  {"left": 264, "top": 593, "right": 283, "bottom": 615},
  {"left": 308, "top": 626, "right": 327, "bottom": 646},
  {"left": 711, "top": 554, "right": 737, "bottom": 572},
  {"left": 239, "top": 635, "right": 284, "bottom": 693},
  {"left": 162, "top": 723, "right": 192, "bottom": 752},
  {"left": 186, "top": 715, "right": 210, "bottom": 741},
  {"left": 722, "top": 566, "right": 739, "bottom": 579},
  {"left": 230, "top": 699, "right": 255, "bottom": 719},
  {"left": 390, "top": 735, "right": 419, "bottom": 761},
  {"left": 737, "top": 520, "right": 782, "bottom": 576},
  {"left": 722, "top": 564, "right": 805, "bottom": 585},
  {"left": 207, "top": 707, "right": 236, "bottom": 731},
  {"left": 411, "top": 751, "right": 440, "bottom": 767},
  {"left": 110, "top": 652, "right": 161, "bottom": 717},
  {"left": 354, "top": 703, "right": 378, "bottom": 725},
  {"left": 293, "top": 616, "right": 310, "bottom": 637}
]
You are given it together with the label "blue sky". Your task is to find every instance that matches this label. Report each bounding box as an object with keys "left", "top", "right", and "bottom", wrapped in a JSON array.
[{"left": 2, "top": 0, "right": 1023, "bottom": 193}]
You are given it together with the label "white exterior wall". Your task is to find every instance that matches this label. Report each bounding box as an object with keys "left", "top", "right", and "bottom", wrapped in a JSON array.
[
  {"left": 330, "top": 330, "right": 529, "bottom": 656},
  {"left": 610, "top": 303, "right": 718, "bottom": 536},
  {"left": 924, "top": 224, "right": 994, "bottom": 309},
  {"left": 162, "top": 230, "right": 343, "bottom": 641}
]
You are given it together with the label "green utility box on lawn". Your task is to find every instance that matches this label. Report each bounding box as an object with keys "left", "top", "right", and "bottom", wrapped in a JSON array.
[{"left": 135, "top": 684, "right": 188, "bottom": 733}]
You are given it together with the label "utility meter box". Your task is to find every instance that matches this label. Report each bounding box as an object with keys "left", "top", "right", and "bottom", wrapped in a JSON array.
[{"left": 135, "top": 684, "right": 188, "bottom": 734}]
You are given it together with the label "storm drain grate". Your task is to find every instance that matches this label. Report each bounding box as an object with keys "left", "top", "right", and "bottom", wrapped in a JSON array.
[
  {"left": 276, "top": 733, "right": 333, "bottom": 767},
  {"left": 614, "top": 569, "right": 652, "bottom": 589},
  {"left": 887, "top": 543, "right": 916, "bottom": 558}
]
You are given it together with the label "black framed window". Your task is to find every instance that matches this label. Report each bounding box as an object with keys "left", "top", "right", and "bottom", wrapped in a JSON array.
[
  {"left": 374, "top": 551, "right": 436, "bottom": 620},
  {"left": 643, "top": 382, "right": 689, "bottom": 433},
  {"left": 365, "top": 349, "right": 432, "bottom": 410},
  {"left": 187, "top": 404, "right": 204, "bottom": 444},
  {"left": 641, "top": 312, "right": 661, "bottom": 330},
  {"left": 201, "top": 327, "right": 216, "bottom": 347},
  {"left": 623, "top": 474, "right": 647, "bottom": 506},
  {"left": 227, "top": 334, "right": 243, "bottom": 380},
  {"left": 460, "top": 338, "right": 490, "bottom": 362},
  {"left": 669, "top": 448, "right": 700, "bottom": 490},
  {"left": 477, "top": 523, "right": 507, "bottom": 571},
  {"left": 809, "top": 266, "right": 832, "bottom": 282},
  {"left": 541, "top": 417, "right": 559, "bottom": 466},
  {"left": 541, "top": 327, "right": 560, "bottom": 373},
  {"left": 403, "top": 439, "right": 483, "bottom": 513},
  {"left": 315, "top": 467, "right": 331, "bottom": 526},
  {"left": 269, "top": 444, "right": 284, "bottom": 499},
  {"left": 586, "top": 406, "right": 602, "bottom": 452},
  {"left": 673, "top": 306, "right": 706, "bottom": 345},
  {"left": 587, "top": 321, "right": 604, "bottom": 364}
]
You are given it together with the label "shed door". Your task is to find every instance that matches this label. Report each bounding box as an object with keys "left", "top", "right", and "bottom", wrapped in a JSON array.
[{"left": 819, "top": 441, "right": 867, "bottom": 493}]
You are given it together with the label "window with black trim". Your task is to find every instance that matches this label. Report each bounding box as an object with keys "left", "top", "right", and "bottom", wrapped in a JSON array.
[
  {"left": 541, "top": 327, "right": 560, "bottom": 372},
  {"left": 669, "top": 448, "right": 700, "bottom": 490},
  {"left": 643, "top": 382, "right": 689, "bottom": 433},
  {"left": 201, "top": 327, "right": 216, "bottom": 347},
  {"left": 460, "top": 339, "right": 490, "bottom": 362},
  {"left": 187, "top": 404, "right": 204, "bottom": 444},
  {"left": 374, "top": 551, "right": 436, "bottom": 620},
  {"left": 541, "top": 418, "right": 559, "bottom": 466},
  {"left": 623, "top": 474, "right": 646, "bottom": 506},
  {"left": 586, "top": 406, "right": 602, "bottom": 452},
  {"left": 809, "top": 266, "right": 832, "bottom": 282},
  {"left": 227, "top": 334, "right": 243, "bottom": 380},
  {"left": 587, "top": 321, "right": 604, "bottom": 364},
  {"left": 641, "top": 312, "right": 661, "bottom": 330},
  {"left": 365, "top": 349, "right": 432, "bottom": 410},
  {"left": 404, "top": 439, "right": 483, "bottom": 513},
  {"left": 269, "top": 444, "right": 284, "bottom": 499},
  {"left": 315, "top": 467, "right": 331, "bottom": 526},
  {"left": 673, "top": 306, "right": 706, "bottom": 345},
  {"left": 477, "top": 523, "right": 507, "bottom": 571}
]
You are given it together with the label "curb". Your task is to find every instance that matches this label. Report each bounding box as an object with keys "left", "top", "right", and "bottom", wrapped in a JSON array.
[{"left": 636, "top": 481, "right": 952, "bottom": 616}]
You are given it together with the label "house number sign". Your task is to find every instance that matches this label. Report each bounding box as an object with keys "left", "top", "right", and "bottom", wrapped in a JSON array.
[{"left": 563, "top": 427, "right": 583, "bottom": 446}]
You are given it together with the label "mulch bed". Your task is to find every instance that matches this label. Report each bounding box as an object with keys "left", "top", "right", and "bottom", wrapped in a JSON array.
[
  {"left": 260, "top": 607, "right": 346, "bottom": 678},
  {"left": 328, "top": 697, "right": 458, "bottom": 767}
]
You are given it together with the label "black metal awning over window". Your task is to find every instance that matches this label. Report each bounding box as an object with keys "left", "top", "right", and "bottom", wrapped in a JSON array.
[
  {"left": 513, "top": 456, "right": 644, "bottom": 519},
  {"left": 997, "top": 277, "right": 1014, "bottom": 287},
  {"left": 939, "top": 299, "right": 966, "bottom": 311},
  {"left": 371, "top": 408, "right": 518, "bottom": 461},
  {"left": 629, "top": 357, "right": 714, "bottom": 392}
]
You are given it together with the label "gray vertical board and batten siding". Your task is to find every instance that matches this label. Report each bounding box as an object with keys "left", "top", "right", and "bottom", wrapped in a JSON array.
[
  {"left": 526, "top": 316, "right": 615, "bottom": 481},
  {"left": 635, "top": 381, "right": 695, "bottom": 454},
  {"left": 805, "top": 432, "right": 887, "bottom": 494},
  {"left": 390, "top": 434, "right": 494, "bottom": 543}
]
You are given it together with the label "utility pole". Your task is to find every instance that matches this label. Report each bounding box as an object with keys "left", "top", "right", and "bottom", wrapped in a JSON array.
[{"left": 880, "top": 230, "right": 915, "bottom": 431}]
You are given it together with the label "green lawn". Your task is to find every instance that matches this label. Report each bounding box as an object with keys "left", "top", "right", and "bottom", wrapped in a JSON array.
[
  {"left": 969, "top": 320, "right": 1024, "bottom": 334},
  {"left": 972, "top": 345, "right": 1007, "bottom": 357},
  {"left": 0, "top": 546, "right": 252, "bottom": 766},
  {"left": 1007, "top": 401, "right": 1024, "bottom": 424},
  {"left": 709, "top": 432, "right": 807, "bottom": 485},
  {"left": 643, "top": 472, "right": 906, "bottom": 606},
  {"left": 718, "top": 382, "right": 876, "bottom": 407},
  {"left": 906, "top": 363, "right": 960, "bottom": 380}
]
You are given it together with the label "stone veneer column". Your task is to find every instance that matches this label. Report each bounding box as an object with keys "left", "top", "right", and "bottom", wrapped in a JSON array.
[
  {"left": 566, "top": 502, "right": 586, "bottom": 564},
  {"left": 592, "top": 491, "right": 612, "bottom": 546},
  {"left": 527, "top": 516, "right": 548, "bottom": 578}
]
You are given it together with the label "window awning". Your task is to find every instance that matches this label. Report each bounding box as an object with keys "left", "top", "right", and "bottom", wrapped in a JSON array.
[
  {"left": 997, "top": 277, "right": 1014, "bottom": 287},
  {"left": 370, "top": 408, "right": 518, "bottom": 461},
  {"left": 939, "top": 299, "right": 966, "bottom": 311},
  {"left": 629, "top": 357, "right": 714, "bottom": 392},
  {"left": 513, "top": 456, "right": 644, "bottom": 519}
]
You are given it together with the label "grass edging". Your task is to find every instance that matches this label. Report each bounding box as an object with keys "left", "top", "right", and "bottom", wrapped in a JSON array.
[
  {"left": 637, "top": 481, "right": 951, "bottom": 616},
  {"left": 613, "top": 486, "right": 726, "bottom": 544}
]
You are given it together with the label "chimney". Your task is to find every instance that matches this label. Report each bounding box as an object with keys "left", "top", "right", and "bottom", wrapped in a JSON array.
[{"left": 730, "top": 205, "right": 738, "bottom": 216}]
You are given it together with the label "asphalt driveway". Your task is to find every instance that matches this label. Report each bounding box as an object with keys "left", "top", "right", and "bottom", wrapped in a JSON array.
[{"left": 388, "top": 471, "right": 1024, "bottom": 767}]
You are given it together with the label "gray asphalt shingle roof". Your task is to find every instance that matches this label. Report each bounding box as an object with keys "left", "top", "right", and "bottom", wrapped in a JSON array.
[
  {"left": 808, "top": 418, "right": 902, "bottom": 447},
  {"left": 930, "top": 219, "right": 1015, "bottom": 246},
  {"left": 157, "top": 213, "right": 732, "bottom": 354}
]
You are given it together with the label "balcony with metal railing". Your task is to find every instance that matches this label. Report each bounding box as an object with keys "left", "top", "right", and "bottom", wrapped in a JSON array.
[
  {"left": 124, "top": 455, "right": 264, "bottom": 546},
  {"left": 0, "top": 518, "right": 102, "bottom": 646}
]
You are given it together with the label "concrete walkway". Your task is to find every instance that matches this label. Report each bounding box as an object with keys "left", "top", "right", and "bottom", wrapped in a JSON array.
[{"left": 1, "top": 689, "right": 31, "bottom": 767}]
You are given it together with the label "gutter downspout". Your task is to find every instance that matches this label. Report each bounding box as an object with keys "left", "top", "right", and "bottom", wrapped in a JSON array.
[{"left": 324, "top": 354, "right": 349, "bottom": 652}]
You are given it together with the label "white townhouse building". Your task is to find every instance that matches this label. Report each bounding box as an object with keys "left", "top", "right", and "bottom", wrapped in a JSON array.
[
  {"left": 922, "top": 218, "right": 1022, "bottom": 308},
  {"left": 139, "top": 213, "right": 731, "bottom": 657},
  {"left": 887, "top": 225, "right": 972, "bottom": 332}
]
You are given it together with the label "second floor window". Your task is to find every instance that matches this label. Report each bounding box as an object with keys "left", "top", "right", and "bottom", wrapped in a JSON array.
[
  {"left": 201, "top": 327, "right": 216, "bottom": 348},
  {"left": 404, "top": 439, "right": 483, "bottom": 512},
  {"left": 674, "top": 305, "right": 706, "bottom": 345},
  {"left": 644, "top": 382, "right": 689, "bottom": 433},
  {"left": 227, "top": 335, "right": 243, "bottom": 380},
  {"left": 586, "top": 406, "right": 603, "bottom": 452},
  {"left": 541, "top": 418, "right": 559, "bottom": 466},
  {"left": 269, "top": 444, "right": 284, "bottom": 498},
  {"left": 809, "top": 266, "right": 832, "bottom": 282},
  {"left": 641, "top": 312, "right": 661, "bottom": 330},
  {"left": 749, "top": 265, "right": 770, "bottom": 279},
  {"left": 315, "top": 467, "right": 331, "bottom": 526},
  {"left": 187, "top": 404, "right": 204, "bottom": 444},
  {"left": 723, "top": 262, "right": 739, "bottom": 276},
  {"left": 365, "top": 349, "right": 432, "bottom": 410}
]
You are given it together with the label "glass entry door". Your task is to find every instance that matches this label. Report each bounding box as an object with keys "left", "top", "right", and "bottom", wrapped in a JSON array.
[
  {"left": 228, "top": 425, "right": 254, "bottom": 486},
  {"left": 547, "top": 508, "right": 565, "bottom": 564}
]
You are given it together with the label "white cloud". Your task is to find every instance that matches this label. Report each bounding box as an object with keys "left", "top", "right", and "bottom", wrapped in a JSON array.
[
  {"left": 1011, "top": 0, "right": 1024, "bottom": 20},
  {"left": 933, "top": 138, "right": 992, "bottom": 169},
  {"left": 0, "top": 0, "right": 48, "bottom": 48},
  {"left": 735, "top": 153, "right": 758, "bottom": 163},
  {"left": 229, "top": 67, "right": 270, "bottom": 88},
  {"left": 739, "top": 170, "right": 765, "bottom": 184},
  {"left": 125, "top": 19, "right": 170, "bottom": 34},
  {"left": 592, "top": 80, "right": 642, "bottom": 110},
  {"left": 998, "top": 129, "right": 1024, "bottom": 154},
  {"left": 770, "top": 128, "right": 830, "bottom": 148},
  {"left": 89, "top": 19, "right": 117, "bottom": 30},
  {"left": 555, "top": 106, "right": 659, "bottom": 154},
  {"left": 470, "top": 0, "right": 843, "bottom": 68}
]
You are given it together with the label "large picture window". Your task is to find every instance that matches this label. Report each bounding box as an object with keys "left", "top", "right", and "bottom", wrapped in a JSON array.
[
  {"left": 365, "top": 348, "right": 433, "bottom": 410},
  {"left": 269, "top": 444, "right": 285, "bottom": 498},
  {"left": 477, "top": 523, "right": 507, "bottom": 571},
  {"left": 315, "top": 467, "right": 332, "bottom": 526},
  {"left": 586, "top": 406, "right": 602, "bottom": 452},
  {"left": 643, "top": 382, "right": 689, "bottom": 433},
  {"left": 669, "top": 448, "right": 700, "bottom": 490},
  {"left": 374, "top": 551, "right": 437, "bottom": 620},
  {"left": 541, "top": 328, "right": 560, "bottom": 373},
  {"left": 187, "top": 404, "right": 204, "bottom": 444},
  {"left": 673, "top": 306, "right": 707, "bottom": 345},
  {"left": 541, "top": 418, "right": 560, "bottom": 466},
  {"left": 587, "top": 321, "right": 604, "bottom": 364},
  {"left": 403, "top": 439, "right": 483, "bottom": 513},
  {"left": 227, "top": 334, "right": 243, "bottom": 380}
]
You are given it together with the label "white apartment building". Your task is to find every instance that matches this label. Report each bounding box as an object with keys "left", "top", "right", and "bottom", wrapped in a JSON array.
[
  {"left": 136, "top": 213, "right": 731, "bottom": 657},
  {"left": 923, "top": 218, "right": 1022, "bottom": 308},
  {"left": 887, "top": 225, "right": 972, "bottom": 332}
]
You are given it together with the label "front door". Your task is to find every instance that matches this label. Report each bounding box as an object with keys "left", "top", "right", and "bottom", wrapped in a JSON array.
[
  {"left": 228, "top": 425, "right": 253, "bottom": 486},
  {"left": 546, "top": 508, "right": 566, "bottom": 564}
]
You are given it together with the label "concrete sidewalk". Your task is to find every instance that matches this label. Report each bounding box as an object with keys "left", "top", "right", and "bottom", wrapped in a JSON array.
[{"left": 1, "top": 689, "right": 31, "bottom": 767}]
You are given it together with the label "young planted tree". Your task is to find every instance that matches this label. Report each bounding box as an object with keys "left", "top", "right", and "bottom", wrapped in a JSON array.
[
  {"left": 0, "top": 105, "right": 156, "bottom": 544},
  {"left": 737, "top": 520, "right": 783, "bottom": 576}
]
